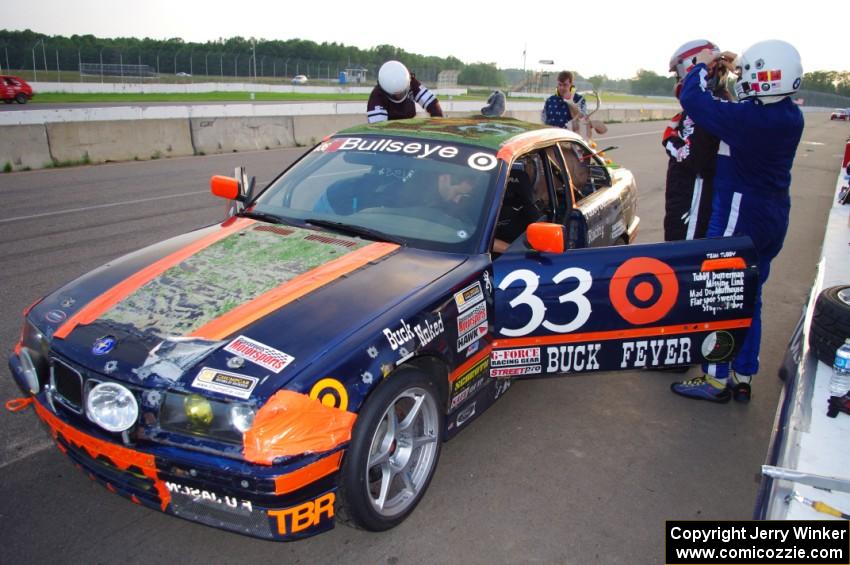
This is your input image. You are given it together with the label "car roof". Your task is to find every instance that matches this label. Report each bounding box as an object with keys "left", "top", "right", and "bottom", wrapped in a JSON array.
[{"left": 334, "top": 116, "right": 582, "bottom": 155}]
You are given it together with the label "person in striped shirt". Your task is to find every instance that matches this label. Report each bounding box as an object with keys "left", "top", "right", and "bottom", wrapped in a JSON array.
[{"left": 367, "top": 60, "right": 443, "bottom": 123}]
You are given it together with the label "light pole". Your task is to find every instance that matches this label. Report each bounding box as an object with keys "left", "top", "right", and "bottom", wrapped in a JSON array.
[
  {"left": 99, "top": 48, "right": 104, "bottom": 84},
  {"left": 32, "top": 39, "right": 43, "bottom": 81}
]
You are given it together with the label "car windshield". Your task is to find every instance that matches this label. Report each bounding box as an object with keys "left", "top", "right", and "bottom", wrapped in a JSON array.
[{"left": 252, "top": 134, "right": 500, "bottom": 253}]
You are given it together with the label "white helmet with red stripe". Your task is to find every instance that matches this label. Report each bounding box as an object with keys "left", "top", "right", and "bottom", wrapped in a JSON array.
[
  {"left": 669, "top": 39, "right": 719, "bottom": 80},
  {"left": 732, "top": 40, "right": 802, "bottom": 101}
]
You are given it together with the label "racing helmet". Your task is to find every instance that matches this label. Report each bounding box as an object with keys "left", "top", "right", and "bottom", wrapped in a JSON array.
[
  {"left": 378, "top": 60, "right": 411, "bottom": 102},
  {"left": 669, "top": 39, "right": 719, "bottom": 80},
  {"left": 732, "top": 40, "right": 802, "bottom": 101}
]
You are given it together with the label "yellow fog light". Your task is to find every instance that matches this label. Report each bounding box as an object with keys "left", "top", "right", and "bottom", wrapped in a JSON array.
[{"left": 184, "top": 394, "right": 213, "bottom": 429}]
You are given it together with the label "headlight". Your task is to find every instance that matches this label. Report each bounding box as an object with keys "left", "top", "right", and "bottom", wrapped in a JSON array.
[
  {"left": 86, "top": 382, "right": 139, "bottom": 432},
  {"left": 159, "top": 392, "right": 254, "bottom": 444},
  {"left": 19, "top": 318, "right": 50, "bottom": 393},
  {"left": 230, "top": 404, "right": 256, "bottom": 433}
]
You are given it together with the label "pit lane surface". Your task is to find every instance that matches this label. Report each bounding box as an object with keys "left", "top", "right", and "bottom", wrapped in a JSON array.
[{"left": 1, "top": 118, "right": 845, "bottom": 564}]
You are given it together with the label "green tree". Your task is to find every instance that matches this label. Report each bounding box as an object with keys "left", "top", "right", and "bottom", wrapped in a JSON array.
[{"left": 457, "top": 63, "right": 505, "bottom": 87}]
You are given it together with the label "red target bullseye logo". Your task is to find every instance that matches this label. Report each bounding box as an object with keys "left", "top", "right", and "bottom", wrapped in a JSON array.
[{"left": 609, "top": 257, "right": 679, "bottom": 325}]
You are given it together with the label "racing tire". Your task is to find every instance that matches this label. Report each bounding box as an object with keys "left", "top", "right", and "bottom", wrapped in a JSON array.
[
  {"left": 808, "top": 285, "right": 850, "bottom": 365},
  {"left": 15, "top": 93, "right": 27, "bottom": 104},
  {"left": 337, "top": 368, "right": 443, "bottom": 531}
]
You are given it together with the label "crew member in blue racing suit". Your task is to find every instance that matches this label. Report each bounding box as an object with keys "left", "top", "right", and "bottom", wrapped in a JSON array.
[{"left": 670, "top": 40, "right": 805, "bottom": 403}]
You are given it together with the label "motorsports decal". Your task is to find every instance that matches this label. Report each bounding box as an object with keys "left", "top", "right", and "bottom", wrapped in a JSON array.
[
  {"left": 491, "top": 238, "right": 758, "bottom": 373},
  {"left": 456, "top": 301, "right": 488, "bottom": 352},
  {"left": 224, "top": 335, "right": 294, "bottom": 374}
]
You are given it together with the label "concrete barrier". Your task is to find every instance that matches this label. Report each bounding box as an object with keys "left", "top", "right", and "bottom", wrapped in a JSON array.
[
  {"left": 191, "top": 116, "right": 295, "bottom": 154},
  {"left": 0, "top": 125, "right": 52, "bottom": 170},
  {"left": 46, "top": 119, "right": 194, "bottom": 163},
  {"left": 2, "top": 101, "right": 682, "bottom": 171}
]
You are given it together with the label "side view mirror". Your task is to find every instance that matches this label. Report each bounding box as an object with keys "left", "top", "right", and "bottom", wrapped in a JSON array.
[
  {"left": 210, "top": 166, "right": 255, "bottom": 218},
  {"left": 528, "top": 210, "right": 589, "bottom": 253}
]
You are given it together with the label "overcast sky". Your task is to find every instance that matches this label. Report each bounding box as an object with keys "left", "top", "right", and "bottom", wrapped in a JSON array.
[{"left": 3, "top": 0, "right": 843, "bottom": 79}]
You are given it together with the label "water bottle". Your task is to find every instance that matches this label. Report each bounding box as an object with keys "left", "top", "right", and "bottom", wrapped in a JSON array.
[{"left": 829, "top": 338, "right": 850, "bottom": 397}]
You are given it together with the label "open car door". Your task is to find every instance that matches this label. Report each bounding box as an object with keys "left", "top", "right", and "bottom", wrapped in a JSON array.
[{"left": 491, "top": 234, "right": 758, "bottom": 377}]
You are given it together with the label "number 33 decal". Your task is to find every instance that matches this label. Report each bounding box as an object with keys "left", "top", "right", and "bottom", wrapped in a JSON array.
[
  {"left": 498, "top": 268, "right": 592, "bottom": 337},
  {"left": 498, "top": 258, "right": 678, "bottom": 337}
]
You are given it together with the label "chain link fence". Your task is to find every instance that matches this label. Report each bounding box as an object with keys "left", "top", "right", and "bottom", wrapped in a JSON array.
[{"left": 0, "top": 43, "right": 449, "bottom": 86}]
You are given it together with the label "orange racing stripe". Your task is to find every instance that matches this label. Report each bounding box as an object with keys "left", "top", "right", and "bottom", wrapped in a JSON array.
[
  {"left": 274, "top": 451, "right": 343, "bottom": 494},
  {"left": 53, "top": 217, "right": 255, "bottom": 340},
  {"left": 190, "top": 242, "right": 399, "bottom": 340},
  {"left": 491, "top": 318, "right": 752, "bottom": 349}
]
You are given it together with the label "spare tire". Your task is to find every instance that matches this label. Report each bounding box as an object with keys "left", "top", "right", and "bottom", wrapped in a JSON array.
[{"left": 809, "top": 285, "right": 850, "bottom": 365}]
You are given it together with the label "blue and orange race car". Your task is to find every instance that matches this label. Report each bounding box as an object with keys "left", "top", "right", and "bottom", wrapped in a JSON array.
[{"left": 7, "top": 116, "right": 758, "bottom": 540}]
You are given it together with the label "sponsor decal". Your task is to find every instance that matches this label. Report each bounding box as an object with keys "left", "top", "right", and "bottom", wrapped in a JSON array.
[
  {"left": 224, "top": 335, "right": 294, "bottom": 374},
  {"left": 491, "top": 347, "right": 540, "bottom": 367},
  {"left": 456, "top": 302, "right": 488, "bottom": 352},
  {"left": 166, "top": 481, "right": 254, "bottom": 513},
  {"left": 689, "top": 271, "right": 746, "bottom": 315},
  {"left": 491, "top": 365, "right": 541, "bottom": 378},
  {"left": 701, "top": 331, "right": 735, "bottom": 362},
  {"left": 383, "top": 314, "right": 444, "bottom": 351},
  {"left": 454, "top": 281, "right": 484, "bottom": 313},
  {"left": 191, "top": 367, "right": 259, "bottom": 400},
  {"left": 457, "top": 302, "right": 487, "bottom": 336},
  {"left": 450, "top": 368, "right": 488, "bottom": 410},
  {"left": 455, "top": 402, "right": 477, "bottom": 427},
  {"left": 468, "top": 152, "right": 497, "bottom": 171},
  {"left": 91, "top": 335, "right": 117, "bottom": 356},
  {"left": 493, "top": 377, "right": 512, "bottom": 400},
  {"left": 45, "top": 310, "right": 67, "bottom": 324},
  {"left": 268, "top": 492, "right": 335, "bottom": 536},
  {"left": 619, "top": 338, "right": 691, "bottom": 369},
  {"left": 545, "top": 344, "right": 602, "bottom": 373},
  {"left": 320, "top": 137, "right": 461, "bottom": 161},
  {"left": 309, "top": 378, "right": 349, "bottom": 411},
  {"left": 482, "top": 271, "right": 493, "bottom": 296},
  {"left": 453, "top": 358, "right": 489, "bottom": 394},
  {"left": 465, "top": 339, "right": 481, "bottom": 358},
  {"left": 457, "top": 324, "right": 487, "bottom": 351}
]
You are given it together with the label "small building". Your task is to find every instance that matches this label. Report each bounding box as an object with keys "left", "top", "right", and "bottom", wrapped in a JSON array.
[{"left": 342, "top": 68, "right": 368, "bottom": 85}]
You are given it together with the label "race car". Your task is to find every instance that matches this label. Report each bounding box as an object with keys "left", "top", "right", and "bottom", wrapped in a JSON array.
[
  {"left": 830, "top": 109, "right": 849, "bottom": 121},
  {"left": 7, "top": 116, "right": 758, "bottom": 540}
]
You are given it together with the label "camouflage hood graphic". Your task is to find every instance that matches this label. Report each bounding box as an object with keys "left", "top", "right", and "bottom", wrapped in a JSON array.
[{"left": 99, "top": 224, "right": 372, "bottom": 340}]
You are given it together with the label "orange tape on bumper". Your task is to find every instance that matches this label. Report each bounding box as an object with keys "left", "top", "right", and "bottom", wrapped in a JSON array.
[{"left": 32, "top": 400, "right": 172, "bottom": 511}]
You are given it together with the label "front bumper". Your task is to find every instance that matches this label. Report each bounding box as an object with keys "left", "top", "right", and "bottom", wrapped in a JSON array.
[{"left": 9, "top": 354, "right": 342, "bottom": 541}]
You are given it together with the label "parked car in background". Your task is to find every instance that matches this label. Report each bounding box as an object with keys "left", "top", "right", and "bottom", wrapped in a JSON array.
[
  {"left": 176, "top": 72, "right": 192, "bottom": 78},
  {"left": 1, "top": 75, "right": 34, "bottom": 104},
  {"left": 291, "top": 74, "right": 308, "bottom": 85},
  {"left": 830, "top": 108, "right": 849, "bottom": 121}
]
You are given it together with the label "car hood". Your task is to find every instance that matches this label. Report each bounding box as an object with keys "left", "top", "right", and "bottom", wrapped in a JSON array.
[{"left": 33, "top": 217, "right": 467, "bottom": 399}]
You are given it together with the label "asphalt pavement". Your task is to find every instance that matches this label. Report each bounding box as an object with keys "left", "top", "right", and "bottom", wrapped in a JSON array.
[{"left": 0, "top": 118, "right": 846, "bottom": 564}]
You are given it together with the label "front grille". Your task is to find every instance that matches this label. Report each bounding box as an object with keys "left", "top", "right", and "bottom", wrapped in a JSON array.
[{"left": 51, "top": 358, "right": 83, "bottom": 412}]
